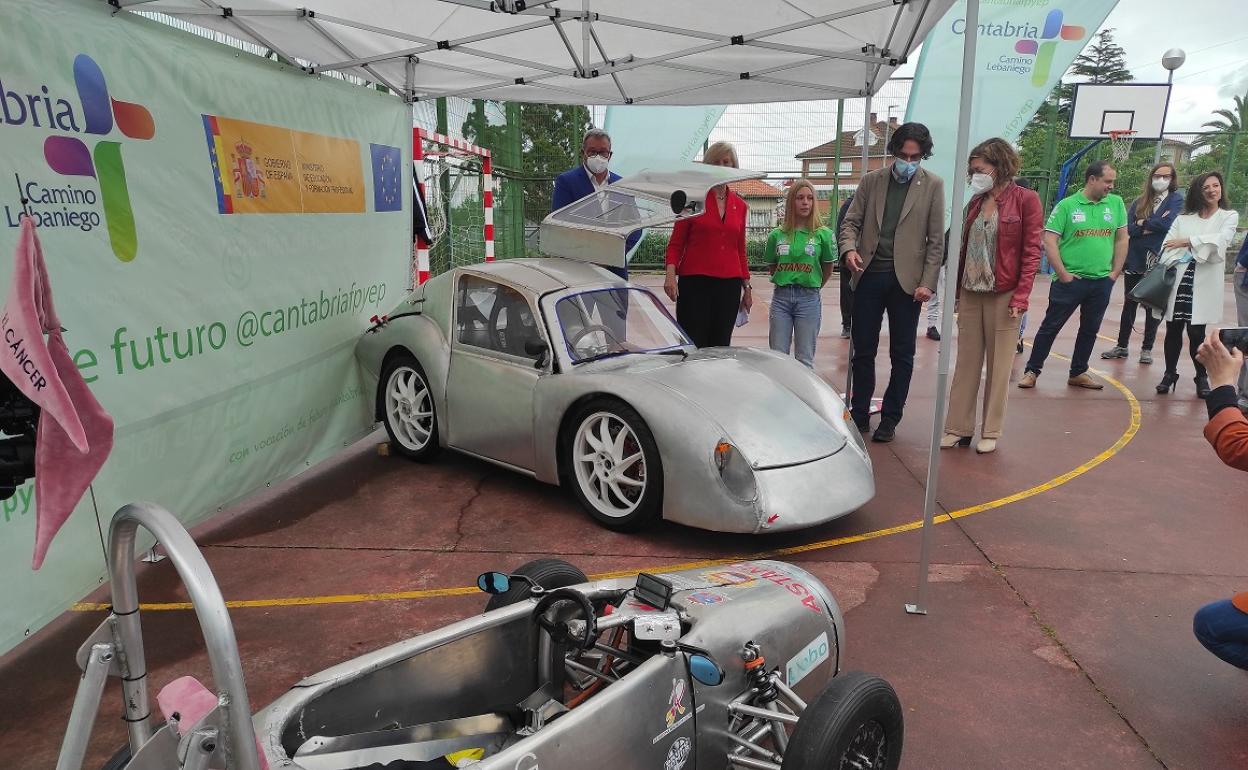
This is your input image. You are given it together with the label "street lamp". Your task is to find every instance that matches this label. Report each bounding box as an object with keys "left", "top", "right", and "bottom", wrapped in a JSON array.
[{"left": 1154, "top": 48, "right": 1186, "bottom": 164}]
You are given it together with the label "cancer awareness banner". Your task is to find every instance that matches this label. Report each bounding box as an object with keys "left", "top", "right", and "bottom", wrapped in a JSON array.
[
  {"left": 906, "top": 0, "right": 1119, "bottom": 218},
  {"left": 0, "top": 0, "right": 410, "bottom": 653}
]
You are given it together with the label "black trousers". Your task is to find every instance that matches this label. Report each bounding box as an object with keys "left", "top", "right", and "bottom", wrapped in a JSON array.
[
  {"left": 1163, "top": 320, "right": 1207, "bottom": 379},
  {"left": 839, "top": 263, "right": 854, "bottom": 329},
  {"left": 850, "top": 270, "right": 922, "bottom": 425},
  {"left": 676, "top": 275, "right": 742, "bottom": 348},
  {"left": 1116, "top": 273, "right": 1161, "bottom": 349}
]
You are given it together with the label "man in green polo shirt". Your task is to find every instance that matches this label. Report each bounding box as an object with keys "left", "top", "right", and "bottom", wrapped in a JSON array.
[{"left": 1020, "top": 160, "right": 1128, "bottom": 390}]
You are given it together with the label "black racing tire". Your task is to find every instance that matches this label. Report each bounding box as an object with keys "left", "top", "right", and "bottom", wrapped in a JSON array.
[
  {"left": 100, "top": 744, "right": 131, "bottom": 770},
  {"left": 483, "top": 558, "right": 589, "bottom": 612},
  {"left": 561, "top": 397, "right": 663, "bottom": 532},
  {"left": 781, "top": 671, "right": 904, "bottom": 770},
  {"left": 378, "top": 352, "right": 441, "bottom": 462}
]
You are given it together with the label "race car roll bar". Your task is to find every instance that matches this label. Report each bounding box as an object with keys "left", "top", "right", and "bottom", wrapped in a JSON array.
[{"left": 73, "top": 502, "right": 261, "bottom": 770}]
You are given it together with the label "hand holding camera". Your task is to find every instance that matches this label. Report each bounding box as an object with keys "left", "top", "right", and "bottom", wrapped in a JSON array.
[{"left": 1196, "top": 328, "right": 1248, "bottom": 390}]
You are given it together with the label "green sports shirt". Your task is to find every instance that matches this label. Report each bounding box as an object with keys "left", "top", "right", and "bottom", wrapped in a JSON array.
[
  {"left": 1044, "top": 192, "right": 1127, "bottom": 279},
  {"left": 764, "top": 226, "right": 837, "bottom": 288}
]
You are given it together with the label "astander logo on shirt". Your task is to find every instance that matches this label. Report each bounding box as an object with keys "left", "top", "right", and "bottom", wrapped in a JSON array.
[
  {"left": 2, "top": 54, "right": 155, "bottom": 262},
  {"left": 952, "top": 8, "right": 1086, "bottom": 87}
]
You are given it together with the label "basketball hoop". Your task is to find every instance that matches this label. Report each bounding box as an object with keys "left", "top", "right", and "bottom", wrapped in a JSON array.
[{"left": 1107, "top": 130, "right": 1137, "bottom": 163}]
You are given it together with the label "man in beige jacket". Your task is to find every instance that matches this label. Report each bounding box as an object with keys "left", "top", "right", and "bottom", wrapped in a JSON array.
[{"left": 839, "top": 122, "right": 946, "bottom": 442}]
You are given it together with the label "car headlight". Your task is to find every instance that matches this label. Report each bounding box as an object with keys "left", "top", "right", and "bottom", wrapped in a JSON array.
[{"left": 714, "top": 440, "right": 757, "bottom": 501}]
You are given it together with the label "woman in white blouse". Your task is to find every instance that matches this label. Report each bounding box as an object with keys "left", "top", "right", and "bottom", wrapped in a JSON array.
[{"left": 1155, "top": 171, "right": 1239, "bottom": 397}]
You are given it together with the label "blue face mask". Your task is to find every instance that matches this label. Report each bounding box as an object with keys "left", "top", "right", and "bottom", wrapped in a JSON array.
[{"left": 892, "top": 159, "right": 919, "bottom": 183}]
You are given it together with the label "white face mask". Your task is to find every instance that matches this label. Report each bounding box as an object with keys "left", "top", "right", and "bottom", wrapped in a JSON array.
[
  {"left": 969, "top": 173, "right": 994, "bottom": 195},
  {"left": 1151, "top": 177, "right": 1170, "bottom": 193},
  {"left": 585, "top": 155, "right": 609, "bottom": 176}
]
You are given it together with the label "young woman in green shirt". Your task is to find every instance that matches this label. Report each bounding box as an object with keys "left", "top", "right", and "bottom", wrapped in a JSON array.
[{"left": 765, "top": 179, "right": 837, "bottom": 367}]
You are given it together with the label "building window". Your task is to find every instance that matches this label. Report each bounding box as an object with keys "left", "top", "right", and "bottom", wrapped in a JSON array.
[
  {"left": 807, "top": 161, "right": 827, "bottom": 175},
  {"left": 837, "top": 162, "right": 853, "bottom": 176}
]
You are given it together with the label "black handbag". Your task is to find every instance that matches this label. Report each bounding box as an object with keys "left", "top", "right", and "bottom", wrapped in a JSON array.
[{"left": 1128, "top": 251, "right": 1177, "bottom": 313}]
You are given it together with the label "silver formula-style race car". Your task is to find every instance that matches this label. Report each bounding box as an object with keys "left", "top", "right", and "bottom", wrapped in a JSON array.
[
  {"left": 356, "top": 166, "right": 874, "bottom": 534},
  {"left": 62, "top": 504, "right": 903, "bottom": 770}
]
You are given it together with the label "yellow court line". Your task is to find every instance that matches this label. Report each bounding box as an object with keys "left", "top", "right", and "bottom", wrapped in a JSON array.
[{"left": 72, "top": 359, "right": 1142, "bottom": 613}]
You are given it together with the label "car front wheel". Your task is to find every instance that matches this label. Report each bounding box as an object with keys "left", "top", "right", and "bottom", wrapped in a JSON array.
[
  {"left": 380, "top": 353, "right": 441, "bottom": 461},
  {"left": 781, "top": 671, "right": 903, "bottom": 770},
  {"left": 563, "top": 398, "right": 662, "bottom": 531}
]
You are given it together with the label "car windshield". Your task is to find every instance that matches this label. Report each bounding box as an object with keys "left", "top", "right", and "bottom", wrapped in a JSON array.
[{"left": 555, "top": 289, "right": 690, "bottom": 364}]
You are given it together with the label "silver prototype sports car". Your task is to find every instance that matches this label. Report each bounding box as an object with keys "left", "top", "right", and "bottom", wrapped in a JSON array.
[
  {"left": 61, "top": 504, "right": 904, "bottom": 770},
  {"left": 356, "top": 166, "right": 874, "bottom": 533}
]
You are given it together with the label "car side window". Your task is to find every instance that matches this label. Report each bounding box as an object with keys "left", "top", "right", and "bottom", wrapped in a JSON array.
[{"left": 455, "top": 275, "right": 542, "bottom": 360}]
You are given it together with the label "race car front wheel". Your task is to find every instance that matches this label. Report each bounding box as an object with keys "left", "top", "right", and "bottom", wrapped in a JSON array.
[
  {"left": 484, "top": 558, "right": 588, "bottom": 612},
  {"left": 563, "top": 398, "right": 663, "bottom": 531},
  {"left": 380, "top": 352, "right": 441, "bottom": 461},
  {"left": 781, "top": 671, "right": 903, "bottom": 770}
]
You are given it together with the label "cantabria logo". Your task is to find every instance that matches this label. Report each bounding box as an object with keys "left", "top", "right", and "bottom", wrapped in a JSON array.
[
  {"left": 2, "top": 54, "right": 154, "bottom": 262},
  {"left": 953, "top": 9, "right": 1086, "bottom": 87}
]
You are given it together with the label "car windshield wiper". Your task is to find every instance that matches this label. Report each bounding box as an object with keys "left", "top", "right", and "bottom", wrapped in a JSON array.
[
  {"left": 574, "top": 350, "right": 636, "bottom": 365},
  {"left": 656, "top": 348, "right": 688, "bottom": 360}
]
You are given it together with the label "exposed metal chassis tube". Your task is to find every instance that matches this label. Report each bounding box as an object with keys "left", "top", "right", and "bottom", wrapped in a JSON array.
[
  {"left": 108, "top": 502, "right": 261, "bottom": 770},
  {"left": 725, "top": 671, "right": 807, "bottom": 770}
]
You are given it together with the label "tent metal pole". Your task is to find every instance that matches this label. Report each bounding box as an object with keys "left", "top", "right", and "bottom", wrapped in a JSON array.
[
  {"left": 847, "top": 55, "right": 872, "bottom": 405},
  {"left": 905, "top": 0, "right": 981, "bottom": 617}
]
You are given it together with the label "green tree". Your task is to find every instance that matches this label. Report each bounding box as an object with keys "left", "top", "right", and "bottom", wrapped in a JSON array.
[{"left": 1192, "top": 90, "right": 1247, "bottom": 150}]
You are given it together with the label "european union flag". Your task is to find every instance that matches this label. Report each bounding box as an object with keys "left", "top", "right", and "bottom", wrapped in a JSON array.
[{"left": 370, "top": 143, "right": 402, "bottom": 212}]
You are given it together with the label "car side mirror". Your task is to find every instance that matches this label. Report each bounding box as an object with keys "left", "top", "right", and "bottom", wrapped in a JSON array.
[
  {"left": 477, "top": 571, "right": 511, "bottom": 594},
  {"left": 524, "top": 339, "right": 549, "bottom": 369},
  {"left": 689, "top": 654, "right": 724, "bottom": 686}
]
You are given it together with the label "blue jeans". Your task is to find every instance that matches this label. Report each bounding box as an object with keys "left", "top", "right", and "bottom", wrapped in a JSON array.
[
  {"left": 769, "top": 285, "right": 822, "bottom": 368},
  {"left": 850, "top": 270, "right": 922, "bottom": 425},
  {"left": 1194, "top": 599, "right": 1248, "bottom": 670},
  {"left": 1024, "top": 276, "right": 1114, "bottom": 378}
]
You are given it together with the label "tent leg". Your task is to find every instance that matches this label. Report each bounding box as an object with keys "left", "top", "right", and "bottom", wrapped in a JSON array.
[
  {"left": 906, "top": 0, "right": 980, "bottom": 617},
  {"left": 845, "top": 57, "right": 874, "bottom": 405}
]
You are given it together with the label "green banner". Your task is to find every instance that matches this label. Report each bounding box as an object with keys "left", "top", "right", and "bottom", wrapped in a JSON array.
[
  {"left": 0, "top": 0, "right": 410, "bottom": 653},
  {"left": 907, "top": 0, "right": 1119, "bottom": 215}
]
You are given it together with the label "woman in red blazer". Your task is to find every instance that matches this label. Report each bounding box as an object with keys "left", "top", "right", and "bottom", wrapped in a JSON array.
[
  {"left": 941, "top": 138, "right": 1043, "bottom": 454},
  {"left": 663, "top": 142, "right": 752, "bottom": 348},
  {"left": 1192, "top": 331, "right": 1248, "bottom": 669}
]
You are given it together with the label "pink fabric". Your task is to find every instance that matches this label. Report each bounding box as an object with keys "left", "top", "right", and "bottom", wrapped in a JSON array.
[
  {"left": 0, "top": 217, "right": 114, "bottom": 568},
  {"left": 157, "top": 676, "right": 270, "bottom": 769}
]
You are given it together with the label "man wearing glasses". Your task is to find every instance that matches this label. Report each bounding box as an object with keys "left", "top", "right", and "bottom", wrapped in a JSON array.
[
  {"left": 839, "top": 122, "right": 946, "bottom": 443},
  {"left": 552, "top": 128, "right": 641, "bottom": 279}
]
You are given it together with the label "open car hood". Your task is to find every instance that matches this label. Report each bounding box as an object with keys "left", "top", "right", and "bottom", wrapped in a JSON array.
[{"left": 539, "top": 165, "right": 765, "bottom": 268}]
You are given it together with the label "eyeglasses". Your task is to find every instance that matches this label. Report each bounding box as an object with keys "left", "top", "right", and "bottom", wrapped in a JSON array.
[{"left": 585, "top": 150, "right": 613, "bottom": 159}]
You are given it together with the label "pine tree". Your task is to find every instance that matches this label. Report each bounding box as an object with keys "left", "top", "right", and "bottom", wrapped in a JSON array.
[{"left": 1051, "top": 28, "right": 1134, "bottom": 110}]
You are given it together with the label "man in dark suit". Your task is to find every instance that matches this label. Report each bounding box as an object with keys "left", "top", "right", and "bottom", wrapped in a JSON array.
[{"left": 552, "top": 128, "right": 641, "bottom": 279}]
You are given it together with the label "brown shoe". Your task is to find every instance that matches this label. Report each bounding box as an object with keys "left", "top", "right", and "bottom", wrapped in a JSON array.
[
  {"left": 1018, "top": 371, "right": 1038, "bottom": 389},
  {"left": 1067, "top": 373, "right": 1104, "bottom": 390}
]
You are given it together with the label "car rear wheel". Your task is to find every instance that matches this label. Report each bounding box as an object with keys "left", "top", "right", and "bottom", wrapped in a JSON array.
[
  {"left": 564, "top": 398, "right": 662, "bottom": 531},
  {"left": 484, "top": 558, "right": 589, "bottom": 612},
  {"left": 380, "top": 353, "right": 441, "bottom": 461},
  {"left": 781, "top": 671, "right": 903, "bottom": 770}
]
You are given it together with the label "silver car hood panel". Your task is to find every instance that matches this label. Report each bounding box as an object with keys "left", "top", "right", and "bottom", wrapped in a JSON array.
[{"left": 623, "top": 355, "right": 846, "bottom": 469}]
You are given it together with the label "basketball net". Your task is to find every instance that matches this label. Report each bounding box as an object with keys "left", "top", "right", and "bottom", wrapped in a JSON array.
[{"left": 1107, "top": 130, "right": 1137, "bottom": 163}]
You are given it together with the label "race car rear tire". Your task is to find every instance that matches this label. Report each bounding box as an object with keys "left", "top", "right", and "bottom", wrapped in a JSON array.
[
  {"left": 379, "top": 352, "right": 441, "bottom": 462},
  {"left": 562, "top": 397, "right": 663, "bottom": 532},
  {"left": 484, "top": 558, "right": 589, "bottom": 612},
  {"left": 781, "top": 671, "right": 903, "bottom": 770}
]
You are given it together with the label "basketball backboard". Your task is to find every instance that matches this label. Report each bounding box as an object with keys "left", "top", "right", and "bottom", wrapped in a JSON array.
[{"left": 1069, "top": 83, "right": 1172, "bottom": 140}]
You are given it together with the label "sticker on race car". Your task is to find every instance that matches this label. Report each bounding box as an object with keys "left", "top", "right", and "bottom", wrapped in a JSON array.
[
  {"left": 723, "top": 563, "right": 825, "bottom": 614},
  {"left": 699, "top": 568, "right": 758, "bottom": 588},
  {"left": 786, "top": 631, "right": 831, "bottom": 686},
  {"left": 513, "top": 752, "right": 539, "bottom": 770},
  {"left": 665, "top": 737, "right": 692, "bottom": 770},
  {"left": 686, "top": 590, "right": 727, "bottom": 606},
  {"left": 665, "top": 678, "right": 688, "bottom": 727},
  {"left": 657, "top": 573, "right": 710, "bottom": 591}
]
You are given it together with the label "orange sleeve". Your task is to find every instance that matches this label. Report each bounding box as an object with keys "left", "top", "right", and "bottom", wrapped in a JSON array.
[{"left": 1204, "top": 409, "right": 1248, "bottom": 472}]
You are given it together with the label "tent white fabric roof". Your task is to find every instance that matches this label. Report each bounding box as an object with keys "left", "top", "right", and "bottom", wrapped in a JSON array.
[{"left": 121, "top": 0, "right": 952, "bottom": 105}]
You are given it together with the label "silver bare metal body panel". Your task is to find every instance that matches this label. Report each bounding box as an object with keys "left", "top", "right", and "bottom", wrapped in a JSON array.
[
  {"left": 356, "top": 258, "right": 874, "bottom": 533},
  {"left": 257, "top": 560, "right": 847, "bottom": 770}
]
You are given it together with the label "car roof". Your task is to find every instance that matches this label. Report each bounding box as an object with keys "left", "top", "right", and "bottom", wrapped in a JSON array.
[{"left": 460, "top": 258, "right": 629, "bottom": 293}]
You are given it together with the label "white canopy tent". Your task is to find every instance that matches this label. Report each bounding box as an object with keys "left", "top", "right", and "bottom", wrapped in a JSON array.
[
  {"left": 117, "top": 0, "right": 950, "bottom": 105},
  {"left": 118, "top": 0, "right": 979, "bottom": 617}
]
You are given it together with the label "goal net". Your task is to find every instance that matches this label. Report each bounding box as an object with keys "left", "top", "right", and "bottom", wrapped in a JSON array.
[{"left": 413, "top": 128, "right": 494, "bottom": 286}]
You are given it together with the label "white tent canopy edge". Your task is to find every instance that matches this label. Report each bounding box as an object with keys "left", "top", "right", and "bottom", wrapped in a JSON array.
[{"left": 117, "top": 0, "right": 953, "bottom": 105}]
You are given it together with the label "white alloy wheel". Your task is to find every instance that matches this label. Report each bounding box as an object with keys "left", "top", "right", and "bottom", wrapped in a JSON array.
[
  {"left": 572, "top": 411, "right": 647, "bottom": 519},
  {"left": 385, "top": 365, "right": 435, "bottom": 453}
]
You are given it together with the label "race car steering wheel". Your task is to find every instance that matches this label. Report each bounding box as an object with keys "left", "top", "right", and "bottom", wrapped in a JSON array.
[
  {"left": 566, "top": 324, "right": 616, "bottom": 358},
  {"left": 533, "top": 588, "right": 597, "bottom": 650}
]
